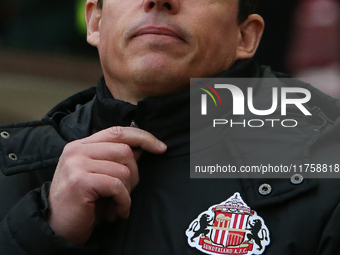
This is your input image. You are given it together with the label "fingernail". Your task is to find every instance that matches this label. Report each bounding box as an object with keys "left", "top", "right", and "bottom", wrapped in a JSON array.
[{"left": 157, "top": 140, "right": 167, "bottom": 150}]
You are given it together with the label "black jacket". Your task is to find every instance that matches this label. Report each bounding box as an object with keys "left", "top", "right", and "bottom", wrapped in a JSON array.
[{"left": 1, "top": 60, "right": 340, "bottom": 255}]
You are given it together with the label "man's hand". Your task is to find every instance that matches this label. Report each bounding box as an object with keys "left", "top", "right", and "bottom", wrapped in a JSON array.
[{"left": 48, "top": 126, "right": 167, "bottom": 244}]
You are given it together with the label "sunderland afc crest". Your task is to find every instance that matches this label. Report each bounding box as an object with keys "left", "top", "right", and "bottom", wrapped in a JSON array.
[{"left": 186, "top": 193, "right": 270, "bottom": 255}]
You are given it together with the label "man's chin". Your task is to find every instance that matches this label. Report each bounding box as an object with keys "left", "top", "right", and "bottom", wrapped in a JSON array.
[{"left": 130, "top": 59, "right": 188, "bottom": 84}]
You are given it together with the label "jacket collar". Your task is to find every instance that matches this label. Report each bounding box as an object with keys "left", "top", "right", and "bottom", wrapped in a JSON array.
[
  {"left": 90, "top": 59, "right": 259, "bottom": 159},
  {"left": 91, "top": 59, "right": 260, "bottom": 133}
]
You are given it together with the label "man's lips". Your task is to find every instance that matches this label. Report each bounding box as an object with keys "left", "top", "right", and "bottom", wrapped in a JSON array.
[{"left": 133, "top": 26, "right": 184, "bottom": 41}]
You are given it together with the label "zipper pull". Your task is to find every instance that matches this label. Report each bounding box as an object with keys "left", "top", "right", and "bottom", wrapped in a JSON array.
[{"left": 130, "top": 120, "right": 139, "bottom": 128}]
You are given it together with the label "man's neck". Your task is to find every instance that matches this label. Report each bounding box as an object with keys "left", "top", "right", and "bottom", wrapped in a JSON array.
[{"left": 103, "top": 74, "right": 190, "bottom": 105}]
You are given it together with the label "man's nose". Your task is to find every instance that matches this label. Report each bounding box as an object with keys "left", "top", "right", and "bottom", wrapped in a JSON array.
[{"left": 143, "top": 0, "right": 180, "bottom": 14}]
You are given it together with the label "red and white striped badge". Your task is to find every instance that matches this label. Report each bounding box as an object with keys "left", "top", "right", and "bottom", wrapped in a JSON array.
[{"left": 186, "top": 193, "right": 270, "bottom": 255}]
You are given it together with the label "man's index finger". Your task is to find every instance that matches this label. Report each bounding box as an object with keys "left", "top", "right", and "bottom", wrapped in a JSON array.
[{"left": 80, "top": 126, "right": 167, "bottom": 154}]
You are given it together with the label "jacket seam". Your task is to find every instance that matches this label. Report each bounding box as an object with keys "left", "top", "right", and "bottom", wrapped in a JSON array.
[
  {"left": 2, "top": 158, "right": 59, "bottom": 176},
  {"left": 0, "top": 122, "right": 47, "bottom": 129}
]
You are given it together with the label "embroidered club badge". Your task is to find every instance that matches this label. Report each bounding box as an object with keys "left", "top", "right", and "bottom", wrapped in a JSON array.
[{"left": 186, "top": 192, "right": 270, "bottom": 255}]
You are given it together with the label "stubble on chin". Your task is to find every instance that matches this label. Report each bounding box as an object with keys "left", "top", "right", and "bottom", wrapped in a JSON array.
[{"left": 128, "top": 58, "right": 190, "bottom": 97}]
